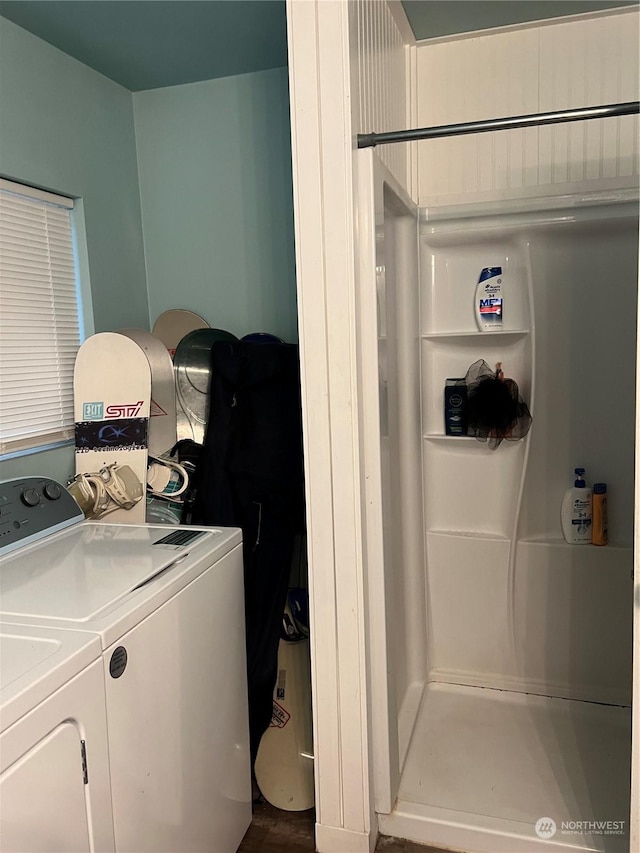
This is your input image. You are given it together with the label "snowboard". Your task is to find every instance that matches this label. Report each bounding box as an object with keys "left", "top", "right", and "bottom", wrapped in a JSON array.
[
  {"left": 174, "top": 328, "right": 237, "bottom": 444},
  {"left": 254, "top": 637, "right": 315, "bottom": 811},
  {"left": 151, "top": 309, "right": 209, "bottom": 359},
  {"left": 74, "top": 332, "right": 151, "bottom": 524},
  {"left": 116, "top": 328, "right": 177, "bottom": 456}
]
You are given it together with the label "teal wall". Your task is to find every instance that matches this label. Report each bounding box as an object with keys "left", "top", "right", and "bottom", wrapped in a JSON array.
[
  {"left": 133, "top": 68, "right": 297, "bottom": 343},
  {"left": 0, "top": 16, "right": 149, "bottom": 482},
  {"left": 0, "top": 17, "right": 149, "bottom": 333}
]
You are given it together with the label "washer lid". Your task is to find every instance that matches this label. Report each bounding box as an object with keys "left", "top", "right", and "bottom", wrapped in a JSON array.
[
  {"left": 0, "top": 623, "right": 100, "bottom": 731},
  {"left": 0, "top": 522, "right": 217, "bottom": 623}
]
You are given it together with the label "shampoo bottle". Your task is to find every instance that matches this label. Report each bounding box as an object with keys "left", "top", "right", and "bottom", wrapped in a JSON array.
[
  {"left": 560, "top": 468, "right": 592, "bottom": 544},
  {"left": 592, "top": 483, "right": 608, "bottom": 545},
  {"left": 475, "top": 267, "right": 504, "bottom": 331}
]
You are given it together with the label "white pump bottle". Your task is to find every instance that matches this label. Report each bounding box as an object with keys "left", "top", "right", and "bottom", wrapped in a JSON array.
[{"left": 560, "top": 468, "right": 592, "bottom": 544}]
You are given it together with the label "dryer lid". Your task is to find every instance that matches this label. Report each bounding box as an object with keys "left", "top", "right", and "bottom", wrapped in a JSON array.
[{"left": 0, "top": 623, "right": 100, "bottom": 731}]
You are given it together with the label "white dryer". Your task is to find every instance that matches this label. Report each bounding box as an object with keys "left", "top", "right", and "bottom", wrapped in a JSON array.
[
  {"left": 0, "top": 623, "right": 114, "bottom": 853},
  {"left": 0, "top": 476, "right": 251, "bottom": 853}
]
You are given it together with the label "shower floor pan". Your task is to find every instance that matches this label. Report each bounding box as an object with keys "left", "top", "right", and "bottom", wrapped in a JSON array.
[{"left": 380, "top": 682, "right": 631, "bottom": 853}]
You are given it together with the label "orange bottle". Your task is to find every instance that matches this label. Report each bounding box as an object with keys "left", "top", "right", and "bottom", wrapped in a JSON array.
[{"left": 592, "top": 483, "right": 608, "bottom": 546}]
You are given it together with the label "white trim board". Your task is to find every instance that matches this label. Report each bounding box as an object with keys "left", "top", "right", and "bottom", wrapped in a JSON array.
[
  {"left": 286, "top": 0, "right": 374, "bottom": 846},
  {"left": 387, "top": 0, "right": 416, "bottom": 46}
]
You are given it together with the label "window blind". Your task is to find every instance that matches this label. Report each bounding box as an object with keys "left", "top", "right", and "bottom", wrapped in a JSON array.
[{"left": 0, "top": 179, "right": 81, "bottom": 455}]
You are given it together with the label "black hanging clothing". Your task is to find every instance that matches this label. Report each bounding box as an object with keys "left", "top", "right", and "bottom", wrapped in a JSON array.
[{"left": 189, "top": 340, "right": 305, "bottom": 767}]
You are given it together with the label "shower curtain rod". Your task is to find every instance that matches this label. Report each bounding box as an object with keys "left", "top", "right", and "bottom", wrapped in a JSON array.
[{"left": 357, "top": 101, "right": 640, "bottom": 148}]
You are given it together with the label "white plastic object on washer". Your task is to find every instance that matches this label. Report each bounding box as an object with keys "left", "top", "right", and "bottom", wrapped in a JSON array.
[{"left": 146, "top": 456, "right": 188, "bottom": 502}]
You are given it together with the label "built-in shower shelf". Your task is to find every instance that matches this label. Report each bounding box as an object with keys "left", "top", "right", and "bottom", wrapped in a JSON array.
[
  {"left": 421, "top": 330, "right": 529, "bottom": 341},
  {"left": 518, "top": 535, "right": 574, "bottom": 546},
  {"left": 518, "top": 535, "right": 632, "bottom": 552},
  {"left": 423, "top": 434, "right": 523, "bottom": 448},
  {"left": 424, "top": 434, "right": 477, "bottom": 442},
  {"left": 427, "top": 529, "right": 510, "bottom": 542}
]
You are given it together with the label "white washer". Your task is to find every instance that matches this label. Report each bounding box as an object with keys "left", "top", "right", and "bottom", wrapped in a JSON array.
[{"left": 0, "top": 476, "right": 251, "bottom": 853}]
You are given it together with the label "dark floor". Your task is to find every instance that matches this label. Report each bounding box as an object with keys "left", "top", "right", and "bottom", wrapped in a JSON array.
[{"left": 238, "top": 801, "right": 450, "bottom": 853}]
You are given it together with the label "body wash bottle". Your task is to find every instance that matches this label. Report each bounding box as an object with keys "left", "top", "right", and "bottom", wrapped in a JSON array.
[{"left": 560, "top": 468, "right": 592, "bottom": 544}]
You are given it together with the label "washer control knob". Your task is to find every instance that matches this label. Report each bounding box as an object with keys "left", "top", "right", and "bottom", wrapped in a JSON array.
[
  {"left": 21, "top": 488, "right": 41, "bottom": 507},
  {"left": 43, "top": 482, "right": 62, "bottom": 501}
]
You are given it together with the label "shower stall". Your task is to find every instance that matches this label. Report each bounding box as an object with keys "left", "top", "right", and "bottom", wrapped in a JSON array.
[
  {"left": 286, "top": 4, "right": 640, "bottom": 851},
  {"left": 357, "top": 144, "right": 637, "bottom": 852}
]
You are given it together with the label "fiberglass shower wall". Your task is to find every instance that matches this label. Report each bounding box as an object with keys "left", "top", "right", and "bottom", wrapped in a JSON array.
[
  {"left": 419, "top": 205, "right": 636, "bottom": 706},
  {"left": 412, "top": 1, "right": 638, "bottom": 712},
  {"left": 361, "top": 7, "right": 639, "bottom": 853}
]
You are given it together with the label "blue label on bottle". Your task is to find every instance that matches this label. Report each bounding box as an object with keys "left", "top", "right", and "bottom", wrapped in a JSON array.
[{"left": 478, "top": 267, "right": 502, "bottom": 283}]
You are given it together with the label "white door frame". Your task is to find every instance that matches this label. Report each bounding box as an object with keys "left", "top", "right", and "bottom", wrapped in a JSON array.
[{"left": 286, "top": 2, "right": 375, "bottom": 851}]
